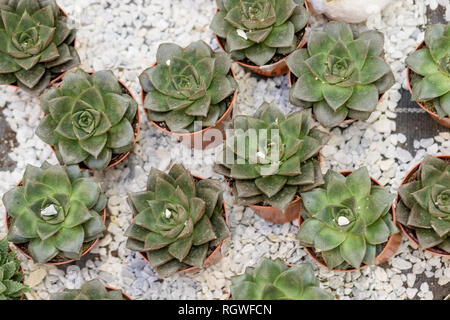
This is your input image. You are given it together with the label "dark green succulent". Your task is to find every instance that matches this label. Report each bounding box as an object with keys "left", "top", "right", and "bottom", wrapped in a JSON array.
[
  {"left": 211, "top": 0, "right": 309, "bottom": 66},
  {"left": 397, "top": 155, "right": 450, "bottom": 253},
  {"left": 51, "top": 279, "right": 124, "bottom": 300},
  {"left": 214, "top": 102, "right": 329, "bottom": 211},
  {"left": 287, "top": 21, "right": 394, "bottom": 128},
  {"left": 406, "top": 23, "right": 450, "bottom": 118},
  {"left": 125, "top": 164, "right": 230, "bottom": 278},
  {"left": 0, "top": 237, "right": 29, "bottom": 300},
  {"left": 297, "top": 168, "right": 398, "bottom": 269},
  {"left": 3, "top": 162, "right": 107, "bottom": 263},
  {"left": 139, "top": 41, "right": 237, "bottom": 133},
  {"left": 36, "top": 69, "right": 138, "bottom": 170},
  {"left": 231, "top": 258, "right": 333, "bottom": 300},
  {"left": 0, "top": 0, "right": 80, "bottom": 94}
]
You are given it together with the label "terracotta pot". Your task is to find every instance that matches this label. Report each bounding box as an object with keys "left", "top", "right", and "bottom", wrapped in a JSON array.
[
  {"left": 134, "top": 175, "right": 229, "bottom": 275},
  {"left": 394, "top": 155, "right": 450, "bottom": 257},
  {"left": 105, "top": 286, "right": 133, "bottom": 300},
  {"left": 406, "top": 41, "right": 450, "bottom": 129},
  {"left": 214, "top": 1, "right": 310, "bottom": 77},
  {"left": 300, "top": 170, "right": 402, "bottom": 272}
]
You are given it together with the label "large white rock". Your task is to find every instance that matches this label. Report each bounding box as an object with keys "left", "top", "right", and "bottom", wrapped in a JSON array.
[{"left": 309, "top": 0, "right": 394, "bottom": 23}]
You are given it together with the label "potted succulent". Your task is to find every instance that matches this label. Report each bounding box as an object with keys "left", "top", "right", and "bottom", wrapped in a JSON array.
[
  {"left": 211, "top": 0, "right": 309, "bottom": 77},
  {"left": 51, "top": 279, "right": 132, "bottom": 300},
  {"left": 139, "top": 41, "right": 238, "bottom": 149},
  {"left": 396, "top": 155, "right": 450, "bottom": 257},
  {"left": 214, "top": 102, "right": 329, "bottom": 224},
  {"left": 0, "top": 0, "right": 80, "bottom": 95},
  {"left": 229, "top": 258, "right": 333, "bottom": 300},
  {"left": 36, "top": 69, "right": 140, "bottom": 170},
  {"left": 3, "top": 162, "right": 107, "bottom": 265},
  {"left": 287, "top": 21, "right": 395, "bottom": 128},
  {"left": 0, "top": 237, "right": 29, "bottom": 300},
  {"left": 405, "top": 23, "right": 450, "bottom": 129},
  {"left": 297, "top": 168, "right": 402, "bottom": 272},
  {"left": 125, "top": 163, "right": 230, "bottom": 278}
]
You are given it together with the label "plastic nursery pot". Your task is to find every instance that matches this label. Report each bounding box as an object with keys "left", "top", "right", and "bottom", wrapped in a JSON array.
[
  {"left": 105, "top": 286, "right": 133, "bottom": 300},
  {"left": 134, "top": 174, "right": 229, "bottom": 274},
  {"left": 214, "top": 1, "right": 310, "bottom": 77},
  {"left": 141, "top": 64, "right": 237, "bottom": 150},
  {"left": 300, "top": 170, "right": 402, "bottom": 273},
  {"left": 406, "top": 41, "right": 450, "bottom": 129},
  {"left": 394, "top": 155, "right": 450, "bottom": 258}
]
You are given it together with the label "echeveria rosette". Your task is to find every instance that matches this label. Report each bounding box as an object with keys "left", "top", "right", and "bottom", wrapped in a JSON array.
[
  {"left": 36, "top": 69, "right": 138, "bottom": 171},
  {"left": 0, "top": 0, "right": 80, "bottom": 95},
  {"left": 396, "top": 156, "right": 450, "bottom": 253},
  {"left": 230, "top": 258, "right": 333, "bottom": 300},
  {"left": 211, "top": 0, "right": 309, "bottom": 66},
  {"left": 0, "top": 237, "right": 29, "bottom": 300},
  {"left": 297, "top": 168, "right": 398, "bottom": 270},
  {"left": 3, "top": 162, "right": 107, "bottom": 264},
  {"left": 125, "top": 164, "right": 230, "bottom": 278},
  {"left": 139, "top": 41, "right": 237, "bottom": 133},
  {"left": 51, "top": 279, "right": 123, "bottom": 300},
  {"left": 406, "top": 23, "right": 450, "bottom": 118},
  {"left": 287, "top": 21, "right": 395, "bottom": 128},
  {"left": 214, "top": 102, "right": 329, "bottom": 211}
]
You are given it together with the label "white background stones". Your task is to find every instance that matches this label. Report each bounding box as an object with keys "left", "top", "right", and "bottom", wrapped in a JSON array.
[{"left": 0, "top": 0, "right": 449, "bottom": 300}]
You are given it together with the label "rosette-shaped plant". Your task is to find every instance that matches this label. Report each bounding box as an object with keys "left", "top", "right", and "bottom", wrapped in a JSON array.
[
  {"left": 3, "top": 162, "right": 107, "bottom": 263},
  {"left": 231, "top": 258, "right": 333, "bottom": 300},
  {"left": 0, "top": 237, "right": 29, "bottom": 300},
  {"left": 139, "top": 41, "right": 237, "bottom": 133},
  {"left": 211, "top": 0, "right": 309, "bottom": 66},
  {"left": 287, "top": 21, "right": 395, "bottom": 127},
  {"left": 406, "top": 23, "right": 450, "bottom": 118},
  {"left": 214, "top": 102, "right": 329, "bottom": 211},
  {"left": 36, "top": 69, "right": 138, "bottom": 170},
  {"left": 0, "top": 0, "right": 80, "bottom": 94},
  {"left": 297, "top": 168, "right": 398, "bottom": 269},
  {"left": 51, "top": 280, "right": 123, "bottom": 300},
  {"left": 125, "top": 164, "right": 230, "bottom": 278},
  {"left": 397, "top": 156, "right": 450, "bottom": 253}
]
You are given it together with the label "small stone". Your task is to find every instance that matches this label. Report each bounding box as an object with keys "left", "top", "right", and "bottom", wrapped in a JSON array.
[
  {"left": 406, "top": 288, "right": 418, "bottom": 299},
  {"left": 391, "top": 258, "right": 412, "bottom": 270},
  {"left": 25, "top": 268, "right": 47, "bottom": 287}
]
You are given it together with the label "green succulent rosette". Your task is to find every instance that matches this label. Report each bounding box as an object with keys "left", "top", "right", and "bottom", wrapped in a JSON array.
[
  {"left": 125, "top": 164, "right": 230, "bottom": 278},
  {"left": 211, "top": 0, "right": 309, "bottom": 66},
  {"left": 139, "top": 40, "right": 237, "bottom": 133},
  {"left": 214, "top": 102, "right": 329, "bottom": 211},
  {"left": 231, "top": 258, "right": 333, "bottom": 300},
  {"left": 297, "top": 168, "right": 398, "bottom": 270},
  {"left": 0, "top": 0, "right": 80, "bottom": 95},
  {"left": 0, "top": 237, "right": 29, "bottom": 300},
  {"left": 406, "top": 23, "right": 450, "bottom": 118},
  {"left": 51, "top": 279, "right": 124, "bottom": 300},
  {"left": 287, "top": 21, "right": 395, "bottom": 128},
  {"left": 36, "top": 69, "right": 138, "bottom": 170},
  {"left": 397, "top": 155, "right": 450, "bottom": 253},
  {"left": 3, "top": 162, "right": 107, "bottom": 264}
]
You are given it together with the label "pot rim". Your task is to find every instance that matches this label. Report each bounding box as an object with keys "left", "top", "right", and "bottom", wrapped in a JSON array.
[{"left": 394, "top": 154, "right": 450, "bottom": 257}]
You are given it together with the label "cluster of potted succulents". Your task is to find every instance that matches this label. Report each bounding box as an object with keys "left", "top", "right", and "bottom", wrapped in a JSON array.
[{"left": 0, "top": 0, "right": 448, "bottom": 301}]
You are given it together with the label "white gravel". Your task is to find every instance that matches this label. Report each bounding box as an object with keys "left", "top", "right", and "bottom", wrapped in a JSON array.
[{"left": 0, "top": 0, "right": 449, "bottom": 300}]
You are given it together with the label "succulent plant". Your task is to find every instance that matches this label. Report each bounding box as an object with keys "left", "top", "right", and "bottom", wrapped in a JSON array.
[
  {"left": 139, "top": 41, "right": 237, "bottom": 133},
  {"left": 297, "top": 168, "right": 398, "bottom": 269},
  {"left": 3, "top": 162, "right": 107, "bottom": 263},
  {"left": 397, "top": 155, "right": 450, "bottom": 253},
  {"left": 211, "top": 0, "right": 309, "bottom": 66},
  {"left": 230, "top": 258, "right": 333, "bottom": 300},
  {"left": 214, "top": 102, "right": 329, "bottom": 211},
  {"left": 51, "top": 279, "right": 123, "bottom": 300},
  {"left": 287, "top": 21, "right": 395, "bottom": 128},
  {"left": 406, "top": 23, "right": 450, "bottom": 118},
  {"left": 125, "top": 163, "right": 230, "bottom": 278},
  {"left": 0, "top": 0, "right": 80, "bottom": 94},
  {"left": 36, "top": 69, "right": 138, "bottom": 170},
  {"left": 0, "top": 237, "right": 29, "bottom": 300}
]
